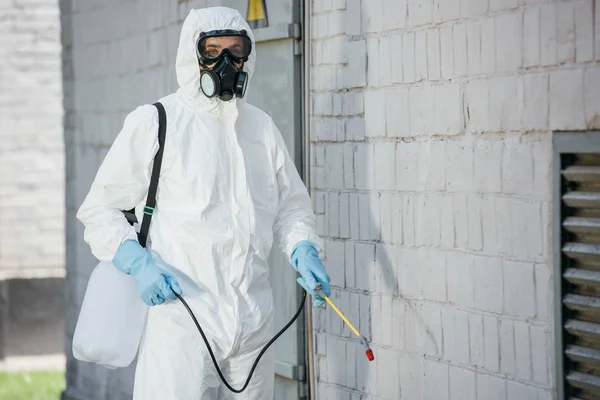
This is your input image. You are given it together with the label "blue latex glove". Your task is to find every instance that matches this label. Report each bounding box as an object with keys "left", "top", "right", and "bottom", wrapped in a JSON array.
[
  {"left": 113, "top": 240, "right": 182, "bottom": 306},
  {"left": 290, "top": 241, "right": 331, "bottom": 307}
]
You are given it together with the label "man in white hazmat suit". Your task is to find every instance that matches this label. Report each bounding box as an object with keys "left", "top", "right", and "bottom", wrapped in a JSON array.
[{"left": 76, "top": 7, "right": 331, "bottom": 400}]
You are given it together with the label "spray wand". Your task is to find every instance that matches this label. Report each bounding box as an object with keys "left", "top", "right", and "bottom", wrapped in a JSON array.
[{"left": 315, "top": 284, "right": 375, "bottom": 362}]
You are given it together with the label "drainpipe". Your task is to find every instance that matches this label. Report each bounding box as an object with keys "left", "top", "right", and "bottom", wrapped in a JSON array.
[{"left": 302, "top": 0, "right": 316, "bottom": 398}]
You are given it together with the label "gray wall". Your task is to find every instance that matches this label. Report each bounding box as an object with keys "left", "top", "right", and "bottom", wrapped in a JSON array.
[
  {"left": 310, "top": 0, "right": 600, "bottom": 399},
  {"left": 0, "top": 0, "right": 64, "bottom": 277}
]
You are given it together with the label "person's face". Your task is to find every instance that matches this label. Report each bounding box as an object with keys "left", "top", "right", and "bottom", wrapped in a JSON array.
[{"left": 199, "top": 36, "right": 245, "bottom": 70}]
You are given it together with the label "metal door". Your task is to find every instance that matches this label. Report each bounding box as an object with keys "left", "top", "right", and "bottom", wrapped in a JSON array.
[{"left": 227, "top": 0, "right": 306, "bottom": 398}]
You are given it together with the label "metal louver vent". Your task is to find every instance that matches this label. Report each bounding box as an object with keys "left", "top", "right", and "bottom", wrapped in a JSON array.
[{"left": 560, "top": 152, "right": 600, "bottom": 400}]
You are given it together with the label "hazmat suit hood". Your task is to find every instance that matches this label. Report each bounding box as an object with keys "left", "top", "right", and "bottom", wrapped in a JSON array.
[{"left": 176, "top": 7, "right": 256, "bottom": 110}]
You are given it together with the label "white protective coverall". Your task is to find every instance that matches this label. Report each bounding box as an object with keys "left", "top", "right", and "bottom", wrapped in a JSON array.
[{"left": 76, "top": 7, "right": 321, "bottom": 399}]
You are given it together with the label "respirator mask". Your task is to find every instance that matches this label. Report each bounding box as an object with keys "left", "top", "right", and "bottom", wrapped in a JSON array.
[{"left": 196, "top": 29, "right": 252, "bottom": 101}]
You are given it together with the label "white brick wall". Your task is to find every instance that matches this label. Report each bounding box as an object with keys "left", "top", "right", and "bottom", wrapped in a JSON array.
[
  {"left": 311, "top": 0, "right": 600, "bottom": 398},
  {"left": 0, "top": 0, "right": 64, "bottom": 276}
]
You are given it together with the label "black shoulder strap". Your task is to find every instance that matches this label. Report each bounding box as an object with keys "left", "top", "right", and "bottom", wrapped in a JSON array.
[{"left": 138, "top": 102, "right": 167, "bottom": 248}]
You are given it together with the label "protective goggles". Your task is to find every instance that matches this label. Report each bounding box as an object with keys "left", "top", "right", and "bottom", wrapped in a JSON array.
[{"left": 196, "top": 29, "right": 252, "bottom": 65}]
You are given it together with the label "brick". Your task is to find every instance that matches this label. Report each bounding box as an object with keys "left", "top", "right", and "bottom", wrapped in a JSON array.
[
  {"left": 434, "top": 83, "right": 462, "bottom": 135},
  {"left": 346, "top": 242, "right": 356, "bottom": 288},
  {"left": 419, "top": 248, "right": 447, "bottom": 302},
  {"left": 355, "top": 243, "right": 376, "bottom": 291},
  {"left": 455, "top": 310, "right": 471, "bottom": 365},
  {"left": 346, "top": 118, "right": 365, "bottom": 141},
  {"left": 367, "top": 38, "right": 379, "bottom": 87},
  {"left": 466, "top": 21, "right": 482, "bottom": 75},
  {"left": 453, "top": 23, "right": 468, "bottom": 77},
  {"left": 540, "top": 4, "right": 557, "bottom": 66},
  {"left": 499, "top": 319, "right": 516, "bottom": 376},
  {"left": 327, "top": 240, "right": 345, "bottom": 286},
  {"left": 449, "top": 367, "right": 476, "bottom": 400},
  {"left": 445, "top": 139, "right": 473, "bottom": 192},
  {"left": 489, "top": 75, "right": 520, "bottom": 131},
  {"left": 507, "top": 381, "right": 538, "bottom": 400},
  {"left": 349, "top": 193, "right": 360, "bottom": 239},
  {"left": 392, "top": 297, "right": 407, "bottom": 350},
  {"left": 531, "top": 325, "right": 549, "bottom": 385},
  {"left": 415, "top": 195, "right": 441, "bottom": 247},
  {"left": 403, "top": 32, "right": 416, "bottom": 82},
  {"left": 409, "top": 84, "right": 434, "bottom": 135},
  {"left": 386, "top": 86, "right": 410, "bottom": 137},
  {"left": 358, "top": 293, "right": 372, "bottom": 338},
  {"left": 440, "top": 195, "right": 455, "bottom": 248},
  {"left": 480, "top": 199, "right": 497, "bottom": 254},
  {"left": 376, "top": 244, "right": 397, "bottom": 295},
  {"left": 473, "top": 256, "right": 503, "bottom": 313},
  {"left": 422, "top": 303, "right": 444, "bottom": 357},
  {"left": 400, "top": 356, "right": 423, "bottom": 399},
  {"left": 480, "top": 317, "right": 498, "bottom": 374},
  {"left": 424, "top": 140, "right": 447, "bottom": 190},
  {"left": 440, "top": 26, "right": 454, "bottom": 80},
  {"left": 396, "top": 141, "right": 420, "bottom": 191},
  {"left": 370, "top": 193, "right": 381, "bottom": 241},
  {"left": 415, "top": 31, "right": 428, "bottom": 82},
  {"left": 327, "top": 337, "right": 347, "bottom": 385},
  {"left": 358, "top": 194, "right": 371, "bottom": 240},
  {"left": 378, "top": 349, "right": 400, "bottom": 400},
  {"left": 427, "top": 30, "right": 441, "bottom": 81},
  {"left": 379, "top": 36, "right": 392, "bottom": 86},
  {"left": 318, "top": 358, "right": 328, "bottom": 383},
  {"left": 327, "top": 193, "right": 340, "bottom": 238},
  {"left": 391, "top": 195, "right": 403, "bottom": 244},
  {"left": 442, "top": 307, "right": 456, "bottom": 362},
  {"left": 535, "top": 264, "right": 552, "bottom": 322},
  {"left": 354, "top": 143, "right": 374, "bottom": 190},
  {"left": 371, "top": 295, "right": 382, "bottom": 344},
  {"left": 469, "top": 313, "right": 484, "bottom": 367},
  {"left": 467, "top": 198, "right": 483, "bottom": 251},
  {"left": 510, "top": 200, "right": 544, "bottom": 259},
  {"left": 383, "top": 0, "right": 407, "bottom": 30},
  {"left": 407, "top": 0, "right": 432, "bottom": 28},
  {"left": 584, "top": 69, "right": 600, "bottom": 129},
  {"left": 490, "top": 0, "right": 517, "bottom": 11},
  {"left": 503, "top": 261, "right": 535, "bottom": 318},
  {"left": 365, "top": 89, "right": 386, "bottom": 137},
  {"left": 380, "top": 295, "right": 394, "bottom": 346},
  {"left": 361, "top": 0, "right": 384, "bottom": 33},
  {"left": 434, "top": 0, "right": 460, "bottom": 23},
  {"left": 464, "top": 79, "right": 489, "bottom": 133},
  {"left": 453, "top": 196, "right": 468, "bottom": 249},
  {"left": 461, "top": 0, "right": 488, "bottom": 18},
  {"left": 477, "top": 373, "right": 506, "bottom": 400},
  {"left": 343, "top": 144, "right": 354, "bottom": 189},
  {"left": 379, "top": 193, "right": 392, "bottom": 243},
  {"left": 329, "top": 289, "right": 344, "bottom": 335},
  {"left": 501, "top": 133, "right": 535, "bottom": 195},
  {"left": 397, "top": 248, "right": 419, "bottom": 298},
  {"left": 389, "top": 35, "right": 403, "bottom": 84},
  {"left": 325, "top": 144, "right": 344, "bottom": 189},
  {"left": 345, "top": 0, "right": 362, "bottom": 35},
  {"left": 345, "top": 340, "right": 358, "bottom": 389},
  {"left": 344, "top": 40, "right": 367, "bottom": 88},
  {"left": 447, "top": 251, "right": 474, "bottom": 308},
  {"left": 423, "top": 361, "right": 449, "bottom": 400},
  {"left": 575, "top": 0, "right": 594, "bottom": 63},
  {"left": 522, "top": 73, "right": 549, "bottom": 130},
  {"left": 557, "top": 2, "right": 575, "bottom": 64},
  {"left": 514, "top": 321, "right": 532, "bottom": 381},
  {"left": 374, "top": 143, "right": 395, "bottom": 190},
  {"left": 402, "top": 196, "right": 416, "bottom": 246},
  {"left": 481, "top": 17, "right": 496, "bottom": 74},
  {"left": 523, "top": 6, "right": 541, "bottom": 67},
  {"left": 328, "top": 11, "right": 345, "bottom": 37}
]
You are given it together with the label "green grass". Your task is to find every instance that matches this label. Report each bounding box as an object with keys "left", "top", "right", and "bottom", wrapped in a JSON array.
[{"left": 0, "top": 371, "right": 65, "bottom": 400}]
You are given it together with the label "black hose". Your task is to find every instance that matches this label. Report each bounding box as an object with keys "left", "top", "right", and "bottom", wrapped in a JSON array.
[{"left": 173, "top": 290, "right": 307, "bottom": 393}]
